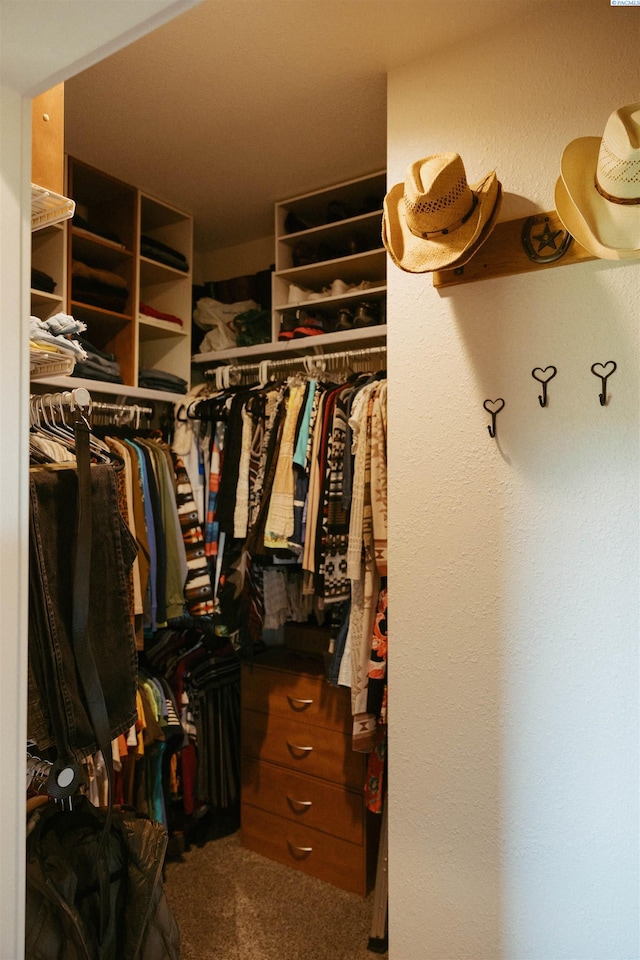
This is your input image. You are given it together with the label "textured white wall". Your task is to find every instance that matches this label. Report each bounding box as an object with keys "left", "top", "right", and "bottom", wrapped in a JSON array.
[{"left": 386, "top": 3, "right": 640, "bottom": 958}]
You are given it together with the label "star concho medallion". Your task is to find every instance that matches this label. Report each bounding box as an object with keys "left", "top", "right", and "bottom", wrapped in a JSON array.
[{"left": 521, "top": 214, "right": 573, "bottom": 263}]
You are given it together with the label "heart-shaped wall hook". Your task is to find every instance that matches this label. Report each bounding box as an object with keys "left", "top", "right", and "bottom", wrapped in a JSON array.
[
  {"left": 590, "top": 360, "right": 617, "bottom": 406},
  {"left": 531, "top": 365, "right": 557, "bottom": 407},
  {"left": 483, "top": 398, "right": 505, "bottom": 438},
  {"left": 591, "top": 361, "right": 616, "bottom": 380},
  {"left": 532, "top": 366, "right": 556, "bottom": 384}
]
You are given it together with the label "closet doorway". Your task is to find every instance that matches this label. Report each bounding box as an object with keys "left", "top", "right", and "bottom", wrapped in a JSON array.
[{"left": 7, "top": 3, "right": 404, "bottom": 956}]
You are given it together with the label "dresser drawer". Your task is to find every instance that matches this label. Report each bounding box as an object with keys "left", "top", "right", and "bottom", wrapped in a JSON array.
[
  {"left": 242, "top": 757, "right": 364, "bottom": 844},
  {"left": 242, "top": 658, "right": 352, "bottom": 733},
  {"left": 242, "top": 708, "right": 365, "bottom": 789},
  {"left": 241, "top": 803, "right": 367, "bottom": 895}
]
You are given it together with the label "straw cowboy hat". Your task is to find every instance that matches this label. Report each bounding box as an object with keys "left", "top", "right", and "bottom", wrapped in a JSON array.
[
  {"left": 554, "top": 102, "right": 640, "bottom": 260},
  {"left": 382, "top": 152, "right": 501, "bottom": 273}
]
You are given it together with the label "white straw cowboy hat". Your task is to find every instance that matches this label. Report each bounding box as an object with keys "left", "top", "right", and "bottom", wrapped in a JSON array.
[
  {"left": 382, "top": 152, "right": 501, "bottom": 273},
  {"left": 554, "top": 102, "right": 640, "bottom": 260}
]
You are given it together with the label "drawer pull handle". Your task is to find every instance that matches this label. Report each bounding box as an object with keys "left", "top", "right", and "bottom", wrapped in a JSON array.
[
  {"left": 287, "top": 696, "right": 313, "bottom": 710},
  {"left": 288, "top": 841, "right": 313, "bottom": 858},
  {"left": 287, "top": 796, "right": 313, "bottom": 812},
  {"left": 286, "top": 741, "right": 314, "bottom": 757}
]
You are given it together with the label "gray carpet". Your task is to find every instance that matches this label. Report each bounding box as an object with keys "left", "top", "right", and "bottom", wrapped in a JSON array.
[{"left": 163, "top": 831, "right": 388, "bottom": 960}]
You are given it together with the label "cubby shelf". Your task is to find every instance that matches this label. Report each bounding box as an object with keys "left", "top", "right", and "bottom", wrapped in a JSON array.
[{"left": 271, "top": 171, "right": 387, "bottom": 347}]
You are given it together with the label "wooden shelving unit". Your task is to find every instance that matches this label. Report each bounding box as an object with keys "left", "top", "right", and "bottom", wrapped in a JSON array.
[
  {"left": 272, "top": 170, "right": 387, "bottom": 341},
  {"left": 194, "top": 170, "right": 388, "bottom": 369},
  {"left": 58, "top": 157, "right": 194, "bottom": 393}
]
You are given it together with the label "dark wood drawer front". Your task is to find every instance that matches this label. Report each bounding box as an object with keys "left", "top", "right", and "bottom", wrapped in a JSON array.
[
  {"left": 242, "top": 662, "right": 352, "bottom": 733},
  {"left": 242, "top": 708, "right": 365, "bottom": 789},
  {"left": 241, "top": 803, "right": 366, "bottom": 896},
  {"left": 242, "top": 758, "right": 363, "bottom": 844}
]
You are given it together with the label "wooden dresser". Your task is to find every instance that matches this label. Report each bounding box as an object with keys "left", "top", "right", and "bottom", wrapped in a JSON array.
[{"left": 240, "top": 647, "right": 378, "bottom": 895}]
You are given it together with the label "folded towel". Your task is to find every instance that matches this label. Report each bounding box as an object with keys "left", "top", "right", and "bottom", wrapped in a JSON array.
[{"left": 139, "top": 302, "right": 183, "bottom": 326}]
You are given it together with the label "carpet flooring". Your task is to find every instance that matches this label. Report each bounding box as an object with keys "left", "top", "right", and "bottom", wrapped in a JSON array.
[{"left": 163, "top": 830, "right": 388, "bottom": 960}]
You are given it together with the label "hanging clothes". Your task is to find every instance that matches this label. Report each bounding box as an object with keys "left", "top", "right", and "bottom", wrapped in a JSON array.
[{"left": 177, "top": 368, "right": 388, "bottom": 753}]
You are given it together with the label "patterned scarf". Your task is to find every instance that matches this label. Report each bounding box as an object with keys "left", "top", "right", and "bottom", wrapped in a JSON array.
[
  {"left": 320, "top": 384, "right": 353, "bottom": 604},
  {"left": 172, "top": 452, "right": 214, "bottom": 617}
]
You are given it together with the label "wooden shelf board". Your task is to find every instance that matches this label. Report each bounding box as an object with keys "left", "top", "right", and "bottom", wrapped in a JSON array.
[
  {"left": 32, "top": 375, "right": 184, "bottom": 404},
  {"left": 276, "top": 247, "right": 386, "bottom": 282},
  {"left": 31, "top": 289, "right": 64, "bottom": 304},
  {"left": 138, "top": 314, "right": 188, "bottom": 338},
  {"left": 193, "top": 325, "right": 387, "bottom": 365},
  {"left": 139, "top": 255, "right": 190, "bottom": 283},
  {"left": 432, "top": 210, "right": 596, "bottom": 288},
  {"left": 274, "top": 285, "right": 386, "bottom": 313},
  {"left": 69, "top": 300, "right": 133, "bottom": 326},
  {"left": 279, "top": 209, "right": 383, "bottom": 243}
]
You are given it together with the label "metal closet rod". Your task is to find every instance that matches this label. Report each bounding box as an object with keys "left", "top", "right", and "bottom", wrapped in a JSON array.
[
  {"left": 204, "top": 344, "right": 387, "bottom": 381},
  {"left": 31, "top": 387, "right": 92, "bottom": 410},
  {"left": 91, "top": 400, "right": 154, "bottom": 419},
  {"left": 31, "top": 389, "right": 154, "bottom": 424}
]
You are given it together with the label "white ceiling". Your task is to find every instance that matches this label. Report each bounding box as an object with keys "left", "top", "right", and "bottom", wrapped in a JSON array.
[
  {"left": 0, "top": 1, "right": 199, "bottom": 97},
  {"left": 62, "top": 1, "right": 536, "bottom": 254}
]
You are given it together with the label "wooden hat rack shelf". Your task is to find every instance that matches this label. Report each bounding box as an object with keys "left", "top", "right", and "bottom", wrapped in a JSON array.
[{"left": 432, "top": 209, "right": 596, "bottom": 288}]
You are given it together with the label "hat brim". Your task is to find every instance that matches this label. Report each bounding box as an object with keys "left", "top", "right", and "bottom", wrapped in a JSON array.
[
  {"left": 382, "top": 170, "right": 500, "bottom": 273},
  {"left": 555, "top": 136, "right": 640, "bottom": 259}
]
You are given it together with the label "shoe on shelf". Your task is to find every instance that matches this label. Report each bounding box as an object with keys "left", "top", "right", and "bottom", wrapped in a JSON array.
[
  {"left": 293, "top": 326, "right": 325, "bottom": 338},
  {"left": 334, "top": 307, "right": 354, "bottom": 331},
  {"left": 352, "top": 302, "right": 380, "bottom": 327},
  {"left": 278, "top": 314, "right": 297, "bottom": 341},
  {"left": 293, "top": 309, "right": 325, "bottom": 338}
]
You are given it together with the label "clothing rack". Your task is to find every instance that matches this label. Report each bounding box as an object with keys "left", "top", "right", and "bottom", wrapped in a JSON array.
[
  {"left": 90, "top": 399, "right": 154, "bottom": 428},
  {"left": 30, "top": 386, "right": 91, "bottom": 419},
  {"left": 204, "top": 344, "right": 387, "bottom": 388},
  {"left": 29, "top": 388, "right": 153, "bottom": 429}
]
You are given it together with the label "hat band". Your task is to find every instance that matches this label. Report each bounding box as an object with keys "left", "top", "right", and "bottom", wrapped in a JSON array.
[
  {"left": 412, "top": 193, "right": 479, "bottom": 239},
  {"left": 594, "top": 177, "right": 640, "bottom": 205}
]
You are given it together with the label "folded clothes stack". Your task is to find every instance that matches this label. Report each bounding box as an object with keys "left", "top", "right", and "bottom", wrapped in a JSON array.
[
  {"left": 72, "top": 336, "right": 123, "bottom": 384},
  {"left": 31, "top": 267, "right": 56, "bottom": 293},
  {"left": 139, "top": 302, "right": 183, "bottom": 326},
  {"left": 140, "top": 235, "right": 189, "bottom": 273},
  {"left": 138, "top": 368, "right": 188, "bottom": 394},
  {"left": 72, "top": 259, "right": 129, "bottom": 314},
  {"left": 30, "top": 313, "right": 87, "bottom": 360}
]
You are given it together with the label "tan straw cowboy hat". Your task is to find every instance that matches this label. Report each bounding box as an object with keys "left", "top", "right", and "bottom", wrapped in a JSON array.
[
  {"left": 382, "top": 152, "right": 501, "bottom": 273},
  {"left": 555, "top": 102, "right": 640, "bottom": 260}
]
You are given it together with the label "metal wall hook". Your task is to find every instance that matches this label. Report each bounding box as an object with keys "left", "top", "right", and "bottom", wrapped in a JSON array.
[
  {"left": 483, "top": 398, "right": 504, "bottom": 439},
  {"left": 590, "top": 361, "right": 617, "bottom": 406},
  {"left": 531, "top": 365, "right": 557, "bottom": 407}
]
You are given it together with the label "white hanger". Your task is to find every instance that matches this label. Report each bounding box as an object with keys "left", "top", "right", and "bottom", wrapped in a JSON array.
[{"left": 258, "top": 359, "right": 270, "bottom": 388}]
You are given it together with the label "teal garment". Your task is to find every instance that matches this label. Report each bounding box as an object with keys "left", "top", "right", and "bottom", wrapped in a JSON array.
[
  {"left": 293, "top": 378, "right": 316, "bottom": 468},
  {"left": 141, "top": 679, "right": 168, "bottom": 828}
]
